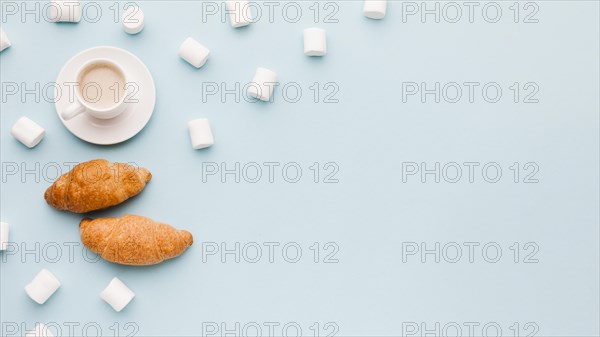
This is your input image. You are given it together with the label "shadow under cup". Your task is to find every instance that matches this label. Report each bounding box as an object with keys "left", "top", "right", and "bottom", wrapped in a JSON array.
[{"left": 76, "top": 60, "right": 127, "bottom": 114}]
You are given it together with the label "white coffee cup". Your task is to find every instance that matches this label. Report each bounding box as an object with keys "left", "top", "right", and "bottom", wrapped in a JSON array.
[{"left": 62, "top": 59, "right": 130, "bottom": 121}]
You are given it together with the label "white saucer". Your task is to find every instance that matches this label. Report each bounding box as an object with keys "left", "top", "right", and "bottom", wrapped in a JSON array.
[{"left": 54, "top": 46, "right": 156, "bottom": 145}]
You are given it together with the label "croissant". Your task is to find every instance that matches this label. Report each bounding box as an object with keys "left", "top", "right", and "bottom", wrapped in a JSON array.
[
  {"left": 44, "top": 159, "right": 151, "bottom": 213},
  {"left": 80, "top": 215, "right": 193, "bottom": 266}
]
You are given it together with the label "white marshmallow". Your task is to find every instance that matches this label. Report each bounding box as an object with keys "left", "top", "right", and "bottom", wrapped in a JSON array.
[
  {"left": 25, "top": 324, "right": 54, "bottom": 337},
  {"left": 25, "top": 269, "right": 61, "bottom": 304},
  {"left": 101, "top": 277, "right": 135, "bottom": 312},
  {"left": 179, "top": 37, "right": 210, "bottom": 68},
  {"left": 0, "top": 27, "right": 11, "bottom": 52},
  {"left": 49, "top": 0, "right": 82, "bottom": 22},
  {"left": 226, "top": 0, "right": 252, "bottom": 28},
  {"left": 0, "top": 222, "right": 9, "bottom": 251},
  {"left": 304, "top": 28, "right": 327, "bottom": 56},
  {"left": 11, "top": 116, "right": 45, "bottom": 148},
  {"left": 363, "top": 0, "right": 387, "bottom": 19},
  {"left": 122, "top": 6, "right": 144, "bottom": 34},
  {"left": 247, "top": 67, "right": 278, "bottom": 102},
  {"left": 188, "top": 119, "right": 214, "bottom": 150}
]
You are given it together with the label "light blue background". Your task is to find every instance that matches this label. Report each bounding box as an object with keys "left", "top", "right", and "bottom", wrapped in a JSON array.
[{"left": 1, "top": 1, "right": 599, "bottom": 336}]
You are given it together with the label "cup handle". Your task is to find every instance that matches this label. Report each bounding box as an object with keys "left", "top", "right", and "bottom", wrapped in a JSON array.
[{"left": 61, "top": 101, "right": 85, "bottom": 121}]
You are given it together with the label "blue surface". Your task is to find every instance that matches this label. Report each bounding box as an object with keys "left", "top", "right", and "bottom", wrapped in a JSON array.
[{"left": 1, "top": 1, "right": 599, "bottom": 336}]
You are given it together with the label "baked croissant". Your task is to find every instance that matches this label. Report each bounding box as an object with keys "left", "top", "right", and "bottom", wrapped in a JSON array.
[
  {"left": 80, "top": 215, "right": 193, "bottom": 266},
  {"left": 44, "top": 159, "right": 151, "bottom": 213}
]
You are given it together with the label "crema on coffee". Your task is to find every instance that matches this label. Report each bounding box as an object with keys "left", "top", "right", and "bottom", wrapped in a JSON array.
[{"left": 78, "top": 62, "right": 126, "bottom": 109}]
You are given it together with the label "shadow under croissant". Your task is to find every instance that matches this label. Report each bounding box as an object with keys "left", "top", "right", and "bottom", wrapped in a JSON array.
[{"left": 83, "top": 245, "right": 195, "bottom": 272}]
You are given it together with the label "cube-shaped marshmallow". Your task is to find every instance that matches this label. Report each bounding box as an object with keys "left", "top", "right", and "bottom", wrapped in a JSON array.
[
  {"left": 0, "top": 27, "right": 11, "bottom": 52},
  {"left": 226, "top": 0, "right": 252, "bottom": 28},
  {"left": 179, "top": 37, "right": 210, "bottom": 68},
  {"left": 247, "top": 67, "right": 278, "bottom": 102},
  {"left": 0, "top": 222, "right": 9, "bottom": 251},
  {"left": 363, "top": 0, "right": 387, "bottom": 19},
  {"left": 304, "top": 28, "right": 327, "bottom": 56},
  {"left": 188, "top": 119, "right": 214, "bottom": 150},
  {"left": 11, "top": 116, "right": 45, "bottom": 148},
  {"left": 25, "top": 269, "right": 61, "bottom": 304},
  {"left": 49, "top": 0, "right": 82, "bottom": 22},
  {"left": 100, "top": 277, "right": 135, "bottom": 312},
  {"left": 122, "top": 5, "right": 144, "bottom": 34}
]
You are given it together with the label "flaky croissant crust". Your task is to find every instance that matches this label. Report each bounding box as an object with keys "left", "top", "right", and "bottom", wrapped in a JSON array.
[
  {"left": 80, "top": 215, "right": 193, "bottom": 266},
  {"left": 44, "top": 159, "right": 152, "bottom": 213}
]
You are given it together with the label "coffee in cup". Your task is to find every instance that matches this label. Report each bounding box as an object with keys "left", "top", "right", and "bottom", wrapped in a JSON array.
[{"left": 62, "top": 59, "right": 130, "bottom": 121}]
